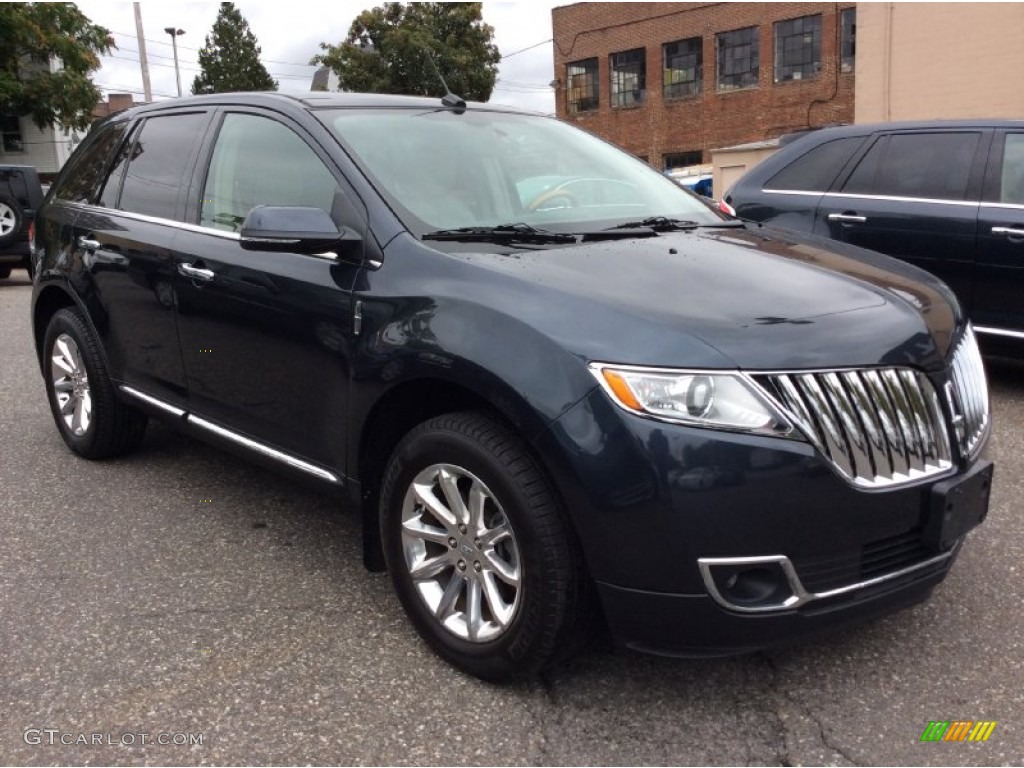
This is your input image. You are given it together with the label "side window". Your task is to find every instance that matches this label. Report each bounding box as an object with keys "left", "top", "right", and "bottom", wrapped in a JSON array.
[
  {"left": 119, "top": 113, "right": 209, "bottom": 219},
  {"left": 999, "top": 134, "right": 1024, "bottom": 205},
  {"left": 201, "top": 113, "right": 340, "bottom": 233},
  {"left": 842, "top": 132, "right": 981, "bottom": 201},
  {"left": 51, "top": 122, "right": 127, "bottom": 204},
  {"left": 98, "top": 122, "right": 138, "bottom": 208},
  {"left": 765, "top": 137, "right": 864, "bottom": 192}
]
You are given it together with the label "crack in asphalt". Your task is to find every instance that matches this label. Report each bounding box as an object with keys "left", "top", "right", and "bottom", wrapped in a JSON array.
[{"left": 759, "top": 651, "right": 861, "bottom": 767}]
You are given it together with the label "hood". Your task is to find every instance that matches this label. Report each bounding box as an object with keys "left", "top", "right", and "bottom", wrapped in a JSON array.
[{"left": 409, "top": 225, "right": 961, "bottom": 371}]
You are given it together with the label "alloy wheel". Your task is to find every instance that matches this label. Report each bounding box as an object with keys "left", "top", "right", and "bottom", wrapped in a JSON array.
[
  {"left": 0, "top": 203, "right": 15, "bottom": 237},
  {"left": 50, "top": 333, "right": 92, "bottom": 436},
  {"left": 400, "top": 463, "right": 523, "bottom": 642}
]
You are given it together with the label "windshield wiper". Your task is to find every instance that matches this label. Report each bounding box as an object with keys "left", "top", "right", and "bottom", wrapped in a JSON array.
[
  {"left": 605, "top": 216, "right": 702, "bottom": 232},
  {"left": 423, "top": 223, "right": 577, "bottom": 244}
]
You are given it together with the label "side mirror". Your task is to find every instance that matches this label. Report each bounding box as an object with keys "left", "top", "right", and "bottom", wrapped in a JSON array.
[{"left": 239, "top": 206, "right": 362, "bottom": 256}]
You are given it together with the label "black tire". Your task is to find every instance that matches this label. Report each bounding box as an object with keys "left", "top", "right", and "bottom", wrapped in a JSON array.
[
  {"left": 0, "top": 266, "right": 10, "bottom": 280},
  {"left": 43, "top": 307, "right": 148, "bottom": 459},
  {"left": 380, "top": 411, "right": 591, "bottom": 681},
  {"left": 0, "top": 194, "right": 22, "bottom": 248}
]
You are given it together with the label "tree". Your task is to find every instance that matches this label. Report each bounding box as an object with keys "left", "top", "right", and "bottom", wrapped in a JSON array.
[
  {"left": 192, "top": 2, "right": 276, "bottom": 94},
  {"left": 312, "top": 3, "right": 500, "bottom": 102},
  {"left": 0, "top": 3, "right": 113, "bottom": 131}
]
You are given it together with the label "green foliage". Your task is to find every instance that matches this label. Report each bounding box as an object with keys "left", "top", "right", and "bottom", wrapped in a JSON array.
[
  {"left": 0, "top": 2, "right": 113, "bottom": 131},
  {"left": 312, "top": 2, "right": 500, "bottom": 102},
  {"left": 192, "top": 2, "right": 276, "bottom": 94}
]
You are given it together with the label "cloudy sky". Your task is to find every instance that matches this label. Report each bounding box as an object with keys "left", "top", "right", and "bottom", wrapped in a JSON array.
[{"left": 77, "top": 1, "right": 561, "bottom": 114}]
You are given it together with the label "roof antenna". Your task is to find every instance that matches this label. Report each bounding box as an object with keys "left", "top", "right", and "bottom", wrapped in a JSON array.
[{"left": 426, "top": 52, "right": 466, "bottom": 113}]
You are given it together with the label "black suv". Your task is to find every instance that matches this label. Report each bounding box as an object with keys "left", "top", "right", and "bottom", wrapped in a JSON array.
[
  {"left": 32, "top": 93, "right": 993, "bottom": 680},
  {"left": 0, "top": 164, "right": 44, "bottom": 279},
  {"left": 721, "top": 121, "right": 1024, "bottom": 350}
]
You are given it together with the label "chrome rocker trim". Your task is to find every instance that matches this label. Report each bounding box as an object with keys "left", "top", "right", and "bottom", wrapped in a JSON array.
[{"left": 119, "top": 385, "right": 340, "bottom": 484}]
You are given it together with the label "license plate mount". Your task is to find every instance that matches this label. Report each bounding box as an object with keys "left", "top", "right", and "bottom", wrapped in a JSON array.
[{"left": 924, "top": 460, "right": 994, "bottom": 552}]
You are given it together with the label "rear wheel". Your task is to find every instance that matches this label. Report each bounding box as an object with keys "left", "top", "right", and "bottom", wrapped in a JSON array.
[
  {"left": 380, "top": 411, "right": 590, "bottom": 681},
  {"left": 0, "top": 266, "right": 10, "bottom": 279},
  {"left": 43, "top": 308, "right": 147, "bottom": 458}
]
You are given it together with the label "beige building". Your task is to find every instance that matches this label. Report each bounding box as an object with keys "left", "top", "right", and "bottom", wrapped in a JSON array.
[{"left": 855, "top": 3, "right": 1024, "bottom": 123}]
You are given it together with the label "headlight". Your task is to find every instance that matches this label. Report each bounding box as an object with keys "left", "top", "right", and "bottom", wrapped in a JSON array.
[{"left": 590, "top": 363, "right": 794, "bottom": 437}]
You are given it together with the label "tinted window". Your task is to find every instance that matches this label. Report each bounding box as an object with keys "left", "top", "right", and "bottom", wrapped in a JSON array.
[
  {"left": 98, "top": 123, "right": 138, "bottom": 208},
  {"left": 842, "top": 132, "right": 981, "bottom": 201},
  {"left": 1000, "top": 134, "right": 1024, "bottom": 205},
  {"left": 765, "top": 137, "right": 863, "bottom": 191},
  {"left": 119, "top": 113, "right": 208, "bottom": 219},
  {"left": 201, "top": 113, "right": 339, "bottom": 233},
  {"left": 52, "top": 122, "right": 127, "bottom": 204}
]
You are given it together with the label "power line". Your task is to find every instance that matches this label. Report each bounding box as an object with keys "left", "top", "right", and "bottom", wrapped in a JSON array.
[
  {"left": 501, "top": 39, "right": 552, "bottom": 59},
  {"left": 108, "top": 29, "right": 318, "bottom": 68}
]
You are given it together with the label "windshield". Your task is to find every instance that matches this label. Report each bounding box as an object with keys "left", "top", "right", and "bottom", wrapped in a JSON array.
[{"left": 318, "top": 108, "right": 724, "bottom": 235}]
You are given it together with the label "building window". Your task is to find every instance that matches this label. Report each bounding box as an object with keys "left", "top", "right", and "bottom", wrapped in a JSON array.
[
  {"left": 774, "top": 15, "right": 821, "bottom": 82},
  {"left": 610, "top": 48, "right": 646, "bottom": 108},
  {"left": 663, "top": 38, "right": 702, "bottom": 99},
  {"left": 663, "top": 150, "right": 703, "bottom": 170},
  {"left": 841, "top": 8, "right": 856, "bottom": 73},
  {"left": 566, "top": 58, "right": 599, "bottom": 114},
  {"left": 717, "top": 27, "right": 759, "bottom": 92},
  {"left": 1, "top": 116, "right": 23, "bottom": 152}
]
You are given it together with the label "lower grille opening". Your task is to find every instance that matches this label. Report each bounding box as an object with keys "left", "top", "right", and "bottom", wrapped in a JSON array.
[{"left": 795, "top": 528, "right": 931, "bottom": 594}]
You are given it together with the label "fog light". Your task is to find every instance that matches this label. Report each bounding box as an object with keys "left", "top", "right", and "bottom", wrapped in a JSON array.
[{"left": 699, "top": 556, "right": 807, "bottom": 612}]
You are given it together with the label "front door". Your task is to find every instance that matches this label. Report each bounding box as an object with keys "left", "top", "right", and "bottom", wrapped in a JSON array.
[{"left": 171, "top": 110, "right": 365, "bottom": 472}]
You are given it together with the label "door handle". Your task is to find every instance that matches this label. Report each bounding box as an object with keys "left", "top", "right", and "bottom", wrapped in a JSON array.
[
  {"left": 828, "top": 213, "right": 867, "bottom": 224},
  {"left": 177, "top": 263, "right": 215, "bottom": 281},
  {"left": 992, "top": 226, "right": 1024, "bottom": 238},
  {"left": 77, "top": 236, "right": 101, "bottom": 250}
]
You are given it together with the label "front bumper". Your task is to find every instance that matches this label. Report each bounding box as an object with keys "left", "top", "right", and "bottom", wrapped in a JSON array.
[{"left": 539, "top": 387, "right": 991, "bottom": 656}]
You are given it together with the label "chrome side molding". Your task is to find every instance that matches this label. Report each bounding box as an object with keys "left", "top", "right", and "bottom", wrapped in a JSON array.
[
  {"left": 120, "top": 385, "right": 186, "bottom": 417},
  {"left": 118, "top": 385, "right": 340, "bottom": 484}
]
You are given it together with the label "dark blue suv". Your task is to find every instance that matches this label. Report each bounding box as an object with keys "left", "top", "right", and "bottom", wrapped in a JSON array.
[
  {"left": 722, "top": 121, "right": 1024, "bottom": 351},
  {"left": 31, "top": 94, "right": 993, "bottom": 680}
]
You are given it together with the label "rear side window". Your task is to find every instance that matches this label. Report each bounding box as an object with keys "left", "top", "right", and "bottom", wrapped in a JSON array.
[
  {"left": 999, "top": 134, "right": 1024, "bottom": 205},
  {"left": 765, "top": 136, "right": 863, "bottom": 191},
  {"left": 51, "top": 122, "right": 127, "bottom": 204},
  {"left": 841, "top": 132, "right": 981, "bottom": 201},
  {"left": 119, "top": 113, "right": 208, "bottom": 219},
  {"left": 200, "top": 113, "right": 339, "bottom": 233}
]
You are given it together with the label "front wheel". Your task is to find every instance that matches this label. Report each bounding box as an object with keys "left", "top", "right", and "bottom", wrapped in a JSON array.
[{"left": 380, "top": 411, "right": 590, "bottom": 681}]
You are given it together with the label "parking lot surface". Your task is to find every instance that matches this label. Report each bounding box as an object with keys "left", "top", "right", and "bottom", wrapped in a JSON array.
[{"left": 1, "top": 274, "right": 1022, "bottom": 766}]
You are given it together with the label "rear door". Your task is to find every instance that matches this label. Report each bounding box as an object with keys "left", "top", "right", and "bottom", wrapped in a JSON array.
[
  {"left": 170, "top": 108, "right": 366, "bottom": 473},
  {"left": 814, "top": 129, "right": 990, "bottom": 306},
  {"left": 974, "top": 130, "right": 1024, "bottom": 335},
  {"left": 70, "top": 110, "right": 213, "bottom": 405}
]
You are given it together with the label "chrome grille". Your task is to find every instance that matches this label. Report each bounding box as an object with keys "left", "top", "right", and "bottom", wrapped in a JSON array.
[
  {"left": 759, "top": 368, "right": 952, "bottom": 488},
  {"left": 948, "top": 327, "right": 990, "bottom": 458}
]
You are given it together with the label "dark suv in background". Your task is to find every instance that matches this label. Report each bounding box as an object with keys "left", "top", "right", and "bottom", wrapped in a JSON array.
[
  {"left": 31, "top": 93, "right": 993, "bottom": 680},
  {"left": 0, "top": 164, "right": 44, "bottom": 279},
  {"left": 722, "top": 121, "right": 1024, "bottom": 350}
]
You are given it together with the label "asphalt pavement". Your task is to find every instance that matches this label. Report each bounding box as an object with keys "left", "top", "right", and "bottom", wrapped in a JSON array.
[{"left": 1, "top": 273, "right": 1021, "bottom": 766}]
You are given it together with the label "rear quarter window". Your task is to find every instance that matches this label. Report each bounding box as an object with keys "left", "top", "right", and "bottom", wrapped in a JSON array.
[
  {"left": 764, "top": 136, "right": 864, "bottom": 192},
  {"left": 51, "top": 121, "right": 128, "bottom": 204}
]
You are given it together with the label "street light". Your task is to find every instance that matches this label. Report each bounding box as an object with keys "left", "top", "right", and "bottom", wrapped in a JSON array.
[{"left": 164, "top": 27, "right": 185, "bottom": 97}]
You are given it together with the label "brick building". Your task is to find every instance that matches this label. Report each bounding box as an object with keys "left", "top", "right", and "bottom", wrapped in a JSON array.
[{"left": 551, "top": 2, "right": 856, "bottom": 170}]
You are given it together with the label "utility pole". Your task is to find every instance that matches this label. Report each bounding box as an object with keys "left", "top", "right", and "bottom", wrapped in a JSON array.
[
  {"left": 164, "top": 27, "right": 186, "bottom": 97},
  {"left": 133, "top": 2, "right": 152, "bottom": 102}
]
